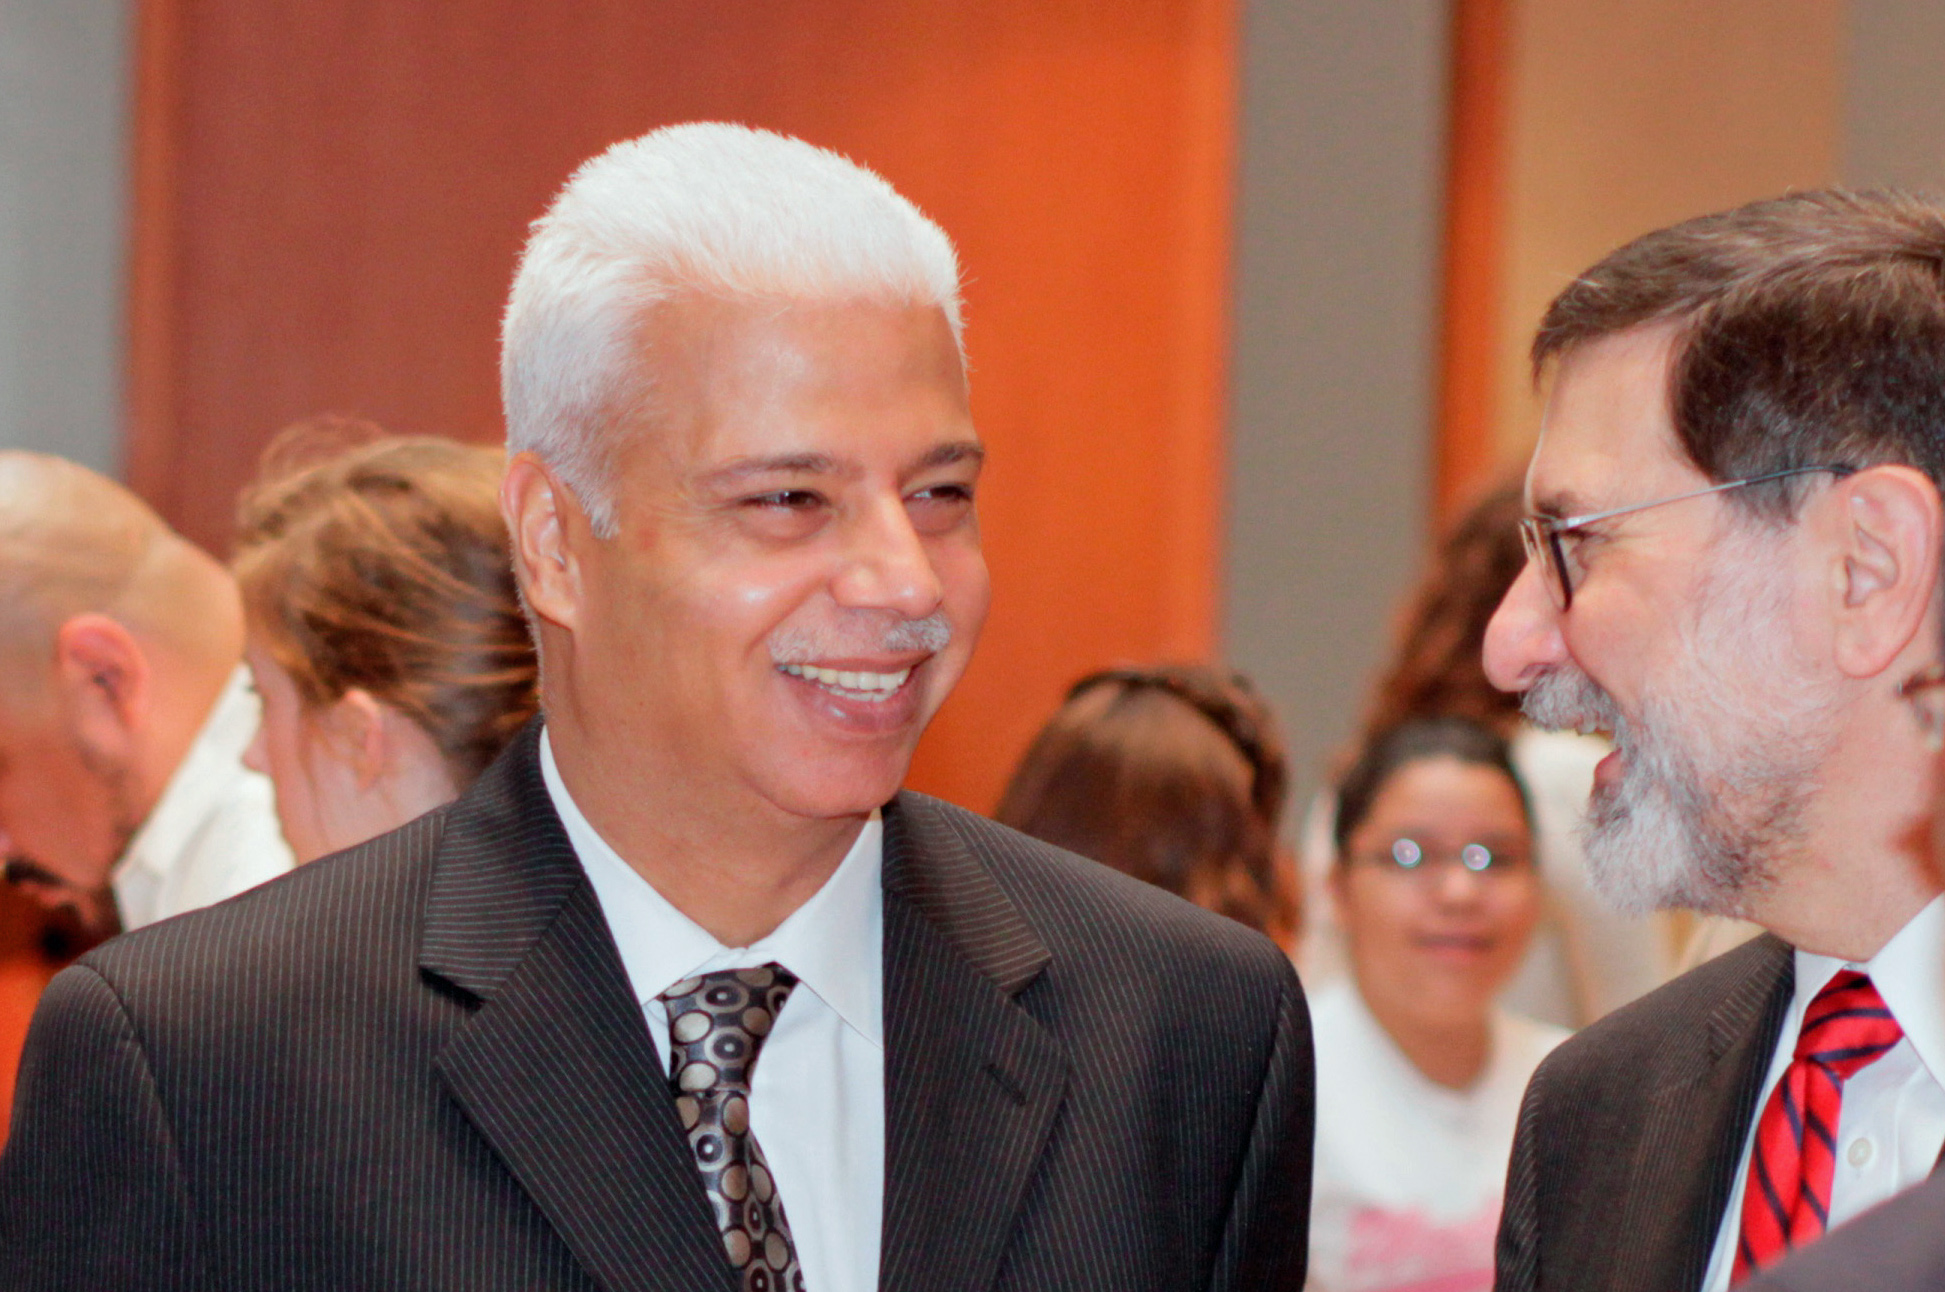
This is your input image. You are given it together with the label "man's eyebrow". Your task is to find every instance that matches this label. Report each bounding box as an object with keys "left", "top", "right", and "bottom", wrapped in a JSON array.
[
  {"left": 695, "top": 440, "right": 984, "bottom": 491},
  {"left": 912, "top": 441, "right": 985, "bottom": 472},
  {"left": 696, "top": 453, "right": 844, "bottom": 490},
  {"left": 1529, "top": 488, "right": 1593, "bottom": 521}
]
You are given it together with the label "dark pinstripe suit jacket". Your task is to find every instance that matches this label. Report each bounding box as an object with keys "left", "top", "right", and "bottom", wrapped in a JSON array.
[
  {"left": 1740, "top": 1165, "right": 1945, "bottom": 1290},
  {"left": 1741, "top": 1158, "right": 1945, "bottom": 1290},
  {"left": 0, "top": 726, "right": 1313, "bottom": 1291},
  {"left": 1495, "top": 933, "right": 1795, "bottom": 1292}
]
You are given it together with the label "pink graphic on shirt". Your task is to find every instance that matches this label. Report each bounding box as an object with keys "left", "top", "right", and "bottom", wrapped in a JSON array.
[{"left": 1338, "top": 1202, "right": 1500, "bottom": 1292}]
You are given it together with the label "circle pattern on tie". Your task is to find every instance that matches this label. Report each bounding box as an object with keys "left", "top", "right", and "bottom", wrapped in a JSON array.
[{"left": 660, "top": 965, "right": 808, "bottom": 1292}]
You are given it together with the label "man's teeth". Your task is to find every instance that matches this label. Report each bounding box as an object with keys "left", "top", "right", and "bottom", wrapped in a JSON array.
[{"left": 779, "top": 663, "right": 913, "bottom": 699}]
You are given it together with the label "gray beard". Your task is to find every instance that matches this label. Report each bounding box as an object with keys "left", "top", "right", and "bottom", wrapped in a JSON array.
[{"left": 1519, "top": 543, "right": 1838, "bottom": 916}]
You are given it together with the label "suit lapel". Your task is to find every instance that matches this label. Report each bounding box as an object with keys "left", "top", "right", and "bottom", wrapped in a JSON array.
[
  {"left": 1611, "top": 936, "right": 1794, "bottom": 1292},
  {"left": 878, "top": 793, "right": 1067, "bottom": 1292},
  {"left": 421, "top": 726, "right": 735, "bottom": 1292}
]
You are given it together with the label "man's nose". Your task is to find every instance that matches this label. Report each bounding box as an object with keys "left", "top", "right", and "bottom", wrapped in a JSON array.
[
  {"left": 831, "top": 495, "right": 945, "bottom": 620},
  {"left": 1483, "top": 560, "right": 1568, "bottom": 694}
]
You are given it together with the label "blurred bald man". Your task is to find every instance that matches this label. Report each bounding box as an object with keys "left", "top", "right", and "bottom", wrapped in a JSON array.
[{"left": 0, "top": 452, "right": 290, "bottom": 936}]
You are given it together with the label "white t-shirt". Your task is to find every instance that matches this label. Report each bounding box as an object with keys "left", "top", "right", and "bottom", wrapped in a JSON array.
[{"left": 1308, "top": 978, "right": 1567, "bottom": 1292}]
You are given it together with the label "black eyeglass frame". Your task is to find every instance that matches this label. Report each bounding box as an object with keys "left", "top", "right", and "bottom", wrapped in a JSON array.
[{"left": 1518, "top": 465, "right": 1856, "bottom": 612}]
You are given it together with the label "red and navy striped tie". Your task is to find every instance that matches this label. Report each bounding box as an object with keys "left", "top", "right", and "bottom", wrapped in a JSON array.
[{"left": 1731, "top": 969, "right": 1904, "bottom": 1283}]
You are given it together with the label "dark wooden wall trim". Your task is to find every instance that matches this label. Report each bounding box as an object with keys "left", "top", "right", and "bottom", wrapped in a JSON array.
[
  {"left": 124, "top": 0, "right": 184, "bottom": 517},
  {"left": 1434, "top": 0, "right": 1512, "bottom": 519}
]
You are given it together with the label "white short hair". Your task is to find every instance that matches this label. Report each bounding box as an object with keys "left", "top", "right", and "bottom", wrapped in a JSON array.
[{"left": 501, "top": 122, "right": 964, "bottom": 536}]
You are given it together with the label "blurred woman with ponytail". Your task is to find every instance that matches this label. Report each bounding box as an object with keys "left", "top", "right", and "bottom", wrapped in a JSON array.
[{"left": 233, "top": 418, "right": 538, "bottom": 863}]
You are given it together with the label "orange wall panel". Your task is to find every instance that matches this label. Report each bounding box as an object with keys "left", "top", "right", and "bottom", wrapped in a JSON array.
[
  {"left": 1493, "top": 0, "right": 1841, "bottom": 465},
  {"left": 126, "top": 0, "right": 1237, "bottom": 814},
  {"left": 1433, "top": 0, "right": 1844, "bottom": 509},
  {"left": 0, "top": 891, "right": 67, "bottom": 1146},
  {"left": 1434, "top": 0, "right": 1511, "bottom": 520}
]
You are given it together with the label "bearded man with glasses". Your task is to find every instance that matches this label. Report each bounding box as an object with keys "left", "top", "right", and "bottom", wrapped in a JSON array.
[{"left": 1486, "top": 191, "right": 1945, "bottom": 1292}]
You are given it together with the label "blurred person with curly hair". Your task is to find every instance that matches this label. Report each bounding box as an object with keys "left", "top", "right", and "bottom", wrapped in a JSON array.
[{"left": 998, "top": 664, "right": 1299, "bottom": 948}]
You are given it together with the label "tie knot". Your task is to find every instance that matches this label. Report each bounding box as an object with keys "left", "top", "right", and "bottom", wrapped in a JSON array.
[
  {"left": 659, "top": 964, "right": 798, "bottom": 1096},
  {"left": 1795, "top": 969, "right": 1903, "bottom": 1077}
]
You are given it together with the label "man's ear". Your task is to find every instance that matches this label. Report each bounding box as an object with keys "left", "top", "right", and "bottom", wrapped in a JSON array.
[
  {"left": 53, "top": 614, "right": 150, "bottom": 759},
  {"left": 502, "top": 452, "right": 589, "bottom": 633},
  {"left": 1825, "top": 466, "right": 1944, "bottom": 680}
]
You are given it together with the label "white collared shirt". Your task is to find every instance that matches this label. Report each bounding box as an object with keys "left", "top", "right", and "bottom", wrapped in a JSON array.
[
  {"left": 111, "top": 666, "right": 294, "bottom": 929},
  {"left": 1701, "top": 895, "right": 1945, "bottom": 1291},
  {"left": 539, "top": 731, "right": 884, "bottom": 1292}
]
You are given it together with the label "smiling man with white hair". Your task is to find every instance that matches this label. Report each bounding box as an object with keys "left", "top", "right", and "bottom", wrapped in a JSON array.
[{"left": 0, "top": 123, "right": 1313, "bottom": 1292}]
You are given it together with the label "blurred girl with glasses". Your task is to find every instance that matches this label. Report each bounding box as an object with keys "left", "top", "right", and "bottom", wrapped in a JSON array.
[{"left": 1307, "top": 716, "right": 1566, "bottom": 1292}]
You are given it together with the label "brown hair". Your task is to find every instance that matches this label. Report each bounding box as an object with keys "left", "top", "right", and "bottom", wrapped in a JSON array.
[
  {"left": 233, "top": 417, "right": 538, "bottom": 789},
  {"left": 1361, "top": 478, "right": 1526, "bottom": 740},
  {"left": 994, "top": 665, "right": 1299, "bottom": 946},
  {"left": 1333, "top": 716, "right": 1531, "bottom": 859},
  {"left": 1536, "top": 189, "right": 1945, "bottom": 515}
]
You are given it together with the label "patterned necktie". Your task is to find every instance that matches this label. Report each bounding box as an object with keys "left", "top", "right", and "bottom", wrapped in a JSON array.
[
  {"left": 660, "top": 965, "right": 807, "bottom": 1292},
  {"left": 1731, "top": 969, "right": 1904, "bottom": 1283}
]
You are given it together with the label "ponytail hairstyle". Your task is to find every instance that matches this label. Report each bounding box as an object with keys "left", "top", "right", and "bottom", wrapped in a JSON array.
[{"left": 233, "top": 417, "right": 539, "bottom": 788}]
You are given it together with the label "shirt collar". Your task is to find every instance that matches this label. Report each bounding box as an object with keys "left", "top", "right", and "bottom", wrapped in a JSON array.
[
  {"left": 539, "top": 729, "right": 883, "bottom": 1048},
  {"left": 1792, "top": 893, "right": 1945, "bottom": 1086},
  {"left": 113, "top": 666, "right": 262, "bottom": 888}
]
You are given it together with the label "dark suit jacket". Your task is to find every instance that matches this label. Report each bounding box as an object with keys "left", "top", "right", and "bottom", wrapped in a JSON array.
[
  {"left": 0, "top": 725, "right": 1312, "bottom": 1291},
  {"left": 1495, "top": 933, "right": 1795, "bottom": 1292},
  {"left": 1741, "top": 1169, "right": 1945, "bottom": 1291}
]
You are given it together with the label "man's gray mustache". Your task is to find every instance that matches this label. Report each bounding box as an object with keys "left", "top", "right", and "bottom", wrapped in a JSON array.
[
  {"left": 767, "top": 611, "right": 951, "bottom": 664},
  {"left": 1521, "top": 665, "right": 1623, "bottom": 737}
]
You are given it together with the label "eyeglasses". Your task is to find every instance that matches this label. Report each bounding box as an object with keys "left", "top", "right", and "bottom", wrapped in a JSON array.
[
  {"left": 1352, "top": 837, "right": 1533, "bottom": 878},
  {"left": 1518, "top": 465, "right": 1854, "bottom": 611},
  {"left": 1899, "top": 663, "right": 1945, "bottom": 751}
]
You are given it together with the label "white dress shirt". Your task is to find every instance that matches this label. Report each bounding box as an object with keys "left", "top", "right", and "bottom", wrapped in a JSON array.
[
  {"left": 1700, "top": 895, "right": 1945, "bottom": 1291},
  {"left": 540, "top": 731, "right": 884, "bottom": 1292},
  {"left": 1307, "top": 978, "right": 1567, "bottom": 1292},
  {"left": 111, "top": 666, "right": 294, "bottom": 929}
]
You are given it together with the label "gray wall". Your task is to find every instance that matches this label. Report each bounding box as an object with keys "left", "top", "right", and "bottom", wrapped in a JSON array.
[
  {"left": 0, "top": 1, "right": 129, "bottom": 474},
  {"left": 1223, "top": 0, "right": 1450, "bottom": 807},
  {"left": 1845, "top": 0, "right": 1945, "bottom": 189}
]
